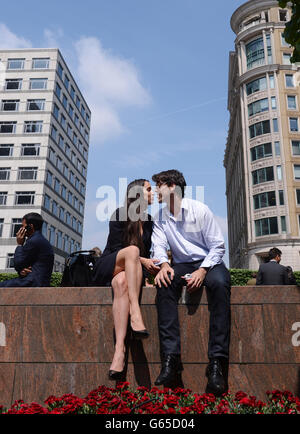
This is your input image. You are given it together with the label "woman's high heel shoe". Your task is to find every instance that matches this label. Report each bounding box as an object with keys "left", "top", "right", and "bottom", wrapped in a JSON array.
[
  {"left": 130, "top": 324, "right": 150, "bottom": 340},
  {"left": 108, "top": 368, "right": 125, "bottom": 381}
]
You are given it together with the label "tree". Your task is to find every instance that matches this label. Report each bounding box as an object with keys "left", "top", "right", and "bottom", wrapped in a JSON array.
[{"left": 278, "top": 0, "right": 300, "bottom": 62}]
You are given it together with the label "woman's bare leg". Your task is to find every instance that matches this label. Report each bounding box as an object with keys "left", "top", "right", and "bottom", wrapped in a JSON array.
[
  {"left": 110, "top": 271, "right": 128, "bottom": 372},
  {"left": 114, "top": 246, "right": 145, "bottom": 330}
]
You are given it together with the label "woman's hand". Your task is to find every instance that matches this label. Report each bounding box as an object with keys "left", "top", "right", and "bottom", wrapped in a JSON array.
[{"left": 140, "top": 257, "right": 160, "bottom": 275}]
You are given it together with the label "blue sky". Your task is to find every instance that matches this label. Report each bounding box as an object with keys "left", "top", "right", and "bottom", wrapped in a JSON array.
[{"left": 0, "top": 0, "right": 246, "bottom": 265}]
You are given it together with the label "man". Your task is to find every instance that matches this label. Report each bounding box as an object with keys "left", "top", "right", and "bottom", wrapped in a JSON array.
[
  {"left": 256, "top": 248, "right": 289, "bottom": 285},
  {"left": 151, "top": 170, "right": 231, "bottom": 396},
  {"left": 0, "top": 213, "right": 54, "bottom": 287}
]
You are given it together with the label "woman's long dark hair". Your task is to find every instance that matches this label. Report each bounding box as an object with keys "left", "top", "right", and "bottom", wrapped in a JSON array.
[{"left": 123, "top": 179, "right": 148, "bottom": 256}]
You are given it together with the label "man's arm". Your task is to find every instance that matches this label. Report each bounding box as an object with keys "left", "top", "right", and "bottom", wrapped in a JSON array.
[
  {"left": 14, "top": 238, "right": 38, "bottom": 273},
  {"left": 199, "top": 206, "right": 225, "bottom": 269},
  {"left": 256, "top": 266, "right": 263, "bottom": 285},
  {"left": 151, "top": 219, "right": 169, "bottom": 266}
]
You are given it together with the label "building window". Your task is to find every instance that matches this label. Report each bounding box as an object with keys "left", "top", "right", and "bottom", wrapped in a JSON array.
[
  {"left": 271, "top": 96, "right": 277, "bottom": 110},
  {"left": 57, "top": 63, "right": 63, "bottom": 80},
  {"left": 27, "top": 99, "right": 45, "bottom": 111},
  {"left": 72, "top": 217, "right": 77, "bottom": 230},
  {"left": 285, "top": 74, "right": 294, "bottom": 88},
  {"left": 1, "top": 100, "right": 19, "bottom": 111},
  {"left": 67, "top": 124, "right": 72, "bottom": 138},
  {"left": 290, "top": 118, "right": 299, "bottom": 132},
  {"left": 249, "top": 120, "right": 270, "bottom": 139},
  {"left": 248, "top": 98, "right": 269, "bottom": 117},
  {"left": 32, "top": 58, "right": 50, "bottom": 69},
  {"left": 81, "top": 106, "right": 86, "bottom": 118},
  {"left": 29, "top": 78, "right": 47, "bottom": 90},
  {"left": 0, "top": 144, "right": 13, "bottom": 157},
  {"left": 75, "top": 114, "right": 79, "bottom": 127},
  {"left": 292, "top": 141, "right": 300, "bottom": 155},
  {"left": 56, "top": 83, "right": 61, "bottom": 99},
  {"left": 0, "top": 168, "right": 10, "bottom": 180},
  {"left": 0, "top": 122, "right": 16, "bottom": 134},
  {"left": 17, "top": 167, "right": 38, "bottom": 180},
  {"left": 253, "top": 191, "right": 276, "bottom": 210},
  {"left": 7, "top": 254, "right": 14, "bottom": 269},
  {"left": 0, "top": 219, "right": 3, "bottom": 237},
  {"left": 63, "top": 94, "right": 68, "bottom": 109},
  {"left": 11, "top": 218, "right": 22, "bottom": 237},
  {"left": 66, "top": 212, "right": 71, "bottom": 226},
  {"left": 279, "top": 190, "right": 284, "bottom": 205},
  {"left": 49, "top": 226, "right": 55, "bottom": 245},
  {"left": 269, "top": 74, "right": 275, "bottom": 89},
  {"left": 64, "top": 75, "right": 70, "bottom": 90},
  {"left": 76, "top": 96, "right": 81, "bottom": 110},
  {"left": 5, "top": 79, "right": 22, "bottom": 90},
  {"left": 70, "top": 86, "right": 75, "bottom": 101},
  {"left": 61, "top": 185, "right": 66, "bottom": 200},
  {"left": 273, "top": 118, "right": 279, "bottom": 133},
  {"left": 52, "top": 201, "right": 58, "bottom": 216},
  {"left": 281, "top": 33, "right": 290, "bottom": 47},
  {"left": 63, "top": 164, "right": 69, "bottom": 178},
  {"left": 79, "top": 202, "right": 84, "bottom": 214},
  {"left": 294, "top": 165, "right": 300, "bottom": 180},
  {"left": 56, "top": 157, "right": 62, "bottom": 172},
  {"left": 61, "top": 114, "right": 66, "bottom": 129},
  {"left": 15, "top": 191, "right": 35, "bottom": 205},
  {"left": 279, "top": 10, "right": 288, "bottom": 22},
  {"left": 24, "top": 121, "right": 43, "bottom": 133},
  {"left": 255, "top": 217, "right": 278, "bottom": 237},
  {"left": 54, "top": 178, "right": 60, "bottom": 193},
  {"left": 44, "top": 194, "right": 51, "bottom": 210},
  {"left": 46, "top": 171, "right": 53, "bottom": 186},
  {"left": 252, "top": 166, "right": 274, "bottom": 185},
  {"left": 21, "top": 143, "right": 40, "bottom": 156},
  {"left": 42, "top": 221, "right": 48, "bottom": 238},
  {"left": 281, "top": 216, "right": 287, "bottom": 233},
  {"left": 250, "top": 142, "right": 272, "bottom": 161},
  {"left": 58, "top": 135, "right": 64, "bottom": 149},
  {"left": 0, "top": 192, "right": 7, "bottom": 205},
  {"left": 59, "top": 207, "right": 65, "bottom": 221},
  {"left": 246, "top": 37, "right": 265, "bottom": 70},
  {"left": 53, "top": 103, "right": 59, "bottom": 119},
  {"left": 266, "top": 33, "right": 272, "bottom": 63},
  {"left": 68, "top": 191, "right": 73, "bottom": 205},
  {"left": 51, "top": 125, "right": 57, "bottom": 141},
  {"left": 283, "top": 53, "right": 292, "bottom": 65},
  {"left": 275, "top": 141, "right": 281, "bottom": 156},
  {"left": 7, "top": 58, "right": 25, "bottom": 70},
  {"left": 277, "top": 165, "right": 282, "bottom": 181},
  {"left": 69, "top": 105, "right": 74, "bottom": 119},
  {"left": 57, "top": 231, "right": 63, "bottom": 249},
  {"left": 287, "top": 95, "right": 297, "bottom": 110}
]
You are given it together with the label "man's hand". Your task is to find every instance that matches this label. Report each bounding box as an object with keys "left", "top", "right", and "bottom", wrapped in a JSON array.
[
  {"left": 16, "top": 227, "right": 26, "bottom": 246},
  {"left": 140, "top": 258, "right": 161, "bottom": 275},
  {"left": 20, "top": 266, "right": 32, "bottom": 277},
  {"left": 182, "top": 268, "right": 207, "bottom": 293},
  {"left": 154, "top": 262, "right": 174, "bottom": 288}
]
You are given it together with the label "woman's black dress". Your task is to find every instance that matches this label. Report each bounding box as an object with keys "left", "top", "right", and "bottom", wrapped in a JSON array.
[{"left": 93, "top": 207, "right": 153, "bottom": 286}]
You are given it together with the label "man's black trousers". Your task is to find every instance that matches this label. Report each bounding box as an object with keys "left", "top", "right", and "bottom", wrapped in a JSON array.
[{"left": 156, "top": 260, "right": 231, "bottom": 359}]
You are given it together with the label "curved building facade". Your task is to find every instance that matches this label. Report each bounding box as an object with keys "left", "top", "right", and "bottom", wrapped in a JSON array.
[{"left": 225, "top": 0, "right": 300, "bottom": 270}]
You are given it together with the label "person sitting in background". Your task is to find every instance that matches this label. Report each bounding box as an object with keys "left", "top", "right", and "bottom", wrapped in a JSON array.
[
  {"left": 246, "top": 272, "right": 257, "bottom": 286},
  {"left": 286, "top": 266, "right": 297, "bottom": 285},
  {"left": 0, "top": 213, "right": 54, "bottom": 287},
  {"left": 91, "top": 247, "right": 102, "bottom": 257},
  {"left": 256, "top": 248, "right": 289, "bottom": 286}
]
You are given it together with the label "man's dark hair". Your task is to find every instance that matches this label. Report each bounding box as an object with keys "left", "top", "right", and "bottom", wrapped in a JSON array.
[
  {"left": 268, "top": 247, "right": 282, "bottom": 260},
  {"left": 152, "top": 169, "right": 186, "bottom": 198},
  {"left": 23, "top": 213, "right": 44, "bottom": 231}
]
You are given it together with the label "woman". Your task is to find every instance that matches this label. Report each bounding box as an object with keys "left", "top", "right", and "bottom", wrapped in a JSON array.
[{"left": 93, "top": 179, "right": 160, "bottom": 379}]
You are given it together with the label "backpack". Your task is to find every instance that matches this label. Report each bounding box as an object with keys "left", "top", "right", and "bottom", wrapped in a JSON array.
[{"left": 61, "top": 250, "right": 97, "bottom": 287}]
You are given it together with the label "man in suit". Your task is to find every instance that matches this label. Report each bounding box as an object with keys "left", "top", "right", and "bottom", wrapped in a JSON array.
[
  {"left": 0, "top": 213, "right": 54, "bottom": 287},
  {"left": 151, "top": 169, "right": 231, "bottom": 396},
  {"left": 256, "top": 248, "right": 289, "bottom": 285}
]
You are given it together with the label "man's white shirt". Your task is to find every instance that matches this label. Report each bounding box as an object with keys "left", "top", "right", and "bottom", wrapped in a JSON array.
[{"left": 151, "top": 197, "right": 225, "bottom": 269}]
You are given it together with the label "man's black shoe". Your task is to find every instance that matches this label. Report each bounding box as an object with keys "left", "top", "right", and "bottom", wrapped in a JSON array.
[
  {"left": 154, "top": 354, "right": 183, "bottom": 386},
  {"left": 205, "top": 358, "right": 228, "bottom": 397}
]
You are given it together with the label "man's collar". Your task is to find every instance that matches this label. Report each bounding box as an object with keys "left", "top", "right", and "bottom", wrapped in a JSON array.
[{"left": 163, "top": 198, "right": 189, "bottom": 220}]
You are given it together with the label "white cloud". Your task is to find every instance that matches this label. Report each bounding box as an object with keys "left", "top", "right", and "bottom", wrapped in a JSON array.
[
  {"left": 43, "top": 28, "right": 64, "bottom": 48},
  {"left": 74, "top": 37, "right": 151, "bottom": 143},
  {"left": 0, "top": 23, "right": 32, "bottom": 49}
]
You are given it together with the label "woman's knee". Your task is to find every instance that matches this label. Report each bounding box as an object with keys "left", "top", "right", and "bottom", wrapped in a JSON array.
[{"left": 125, "top": 245, "right": 140, "bottom": 259}]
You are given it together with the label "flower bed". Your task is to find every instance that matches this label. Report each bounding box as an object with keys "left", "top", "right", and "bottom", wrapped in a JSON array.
[{"left": 0, "top": 383, "right": 299, "bottom": 414}]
